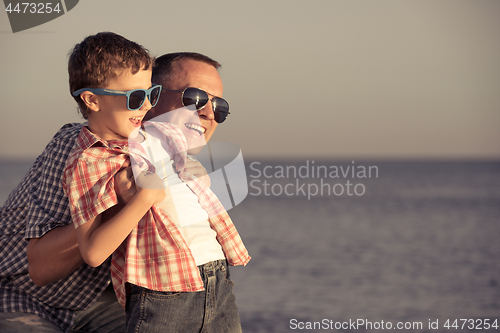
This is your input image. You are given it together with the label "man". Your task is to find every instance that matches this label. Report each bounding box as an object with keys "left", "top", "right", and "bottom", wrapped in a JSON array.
[
  {"left": 123, "top": 53, "right": 248, "bottom": 333},
  {"left": 0, "top": 51, "right": 241, "bottom": 333}
]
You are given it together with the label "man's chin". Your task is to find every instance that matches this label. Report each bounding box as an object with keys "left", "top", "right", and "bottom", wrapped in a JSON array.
[
  {"left": 187, "top": 146, "right": 204, "bottom": 155},
  {"left": 185, "top": 135, "right": 207, "bottom": 155}
]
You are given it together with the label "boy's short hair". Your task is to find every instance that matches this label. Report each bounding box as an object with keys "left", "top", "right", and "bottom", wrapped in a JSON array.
[
  {"left": 68, "top": 32, "right": 153, "bottom": 118},
  {"left": 152, "top": 52, "right": 221, "bottom": 87}
]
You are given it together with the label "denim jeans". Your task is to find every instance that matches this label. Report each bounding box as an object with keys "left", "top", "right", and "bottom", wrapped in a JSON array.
[
  {"left": 0, "top": 284, "right": 125, "bottom": 333},
  {"left": 126, "top": 259, "right": 242, "bottom": 333},
  {"left": 70, "top": 284, "right": 126, "bottom": 333}
]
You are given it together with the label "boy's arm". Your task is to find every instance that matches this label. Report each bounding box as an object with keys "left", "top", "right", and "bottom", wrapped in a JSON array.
[
  {"left": 76, "top": 170, "right": 165, "bottom": 267},
  {"left": 27, "top": 165, "right": 136, "bottom": 286}
]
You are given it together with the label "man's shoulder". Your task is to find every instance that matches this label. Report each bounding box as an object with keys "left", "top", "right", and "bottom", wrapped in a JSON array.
[
  {"left": 42, "top": 123, "right": 83, "bottom": 157},
  {"left": 51, "top": 123, "right": 84, "bottom": 141},
  {"left": 0, "top": 124, "right": 85, "bottom": 239}
]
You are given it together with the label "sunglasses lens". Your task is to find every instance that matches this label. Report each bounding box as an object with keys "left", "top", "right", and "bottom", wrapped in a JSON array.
[
  {"left": 150, "top": 86, "right": 161, "bottom": 107},
  {"left": 213, "top": 98, "right": 230, "bottom": 123},
  {"left": 183, "top": 88, "right": 209, "bottom": 111},
  {"left": 128, "top": 90, "right": 146, "bottom": 110}
]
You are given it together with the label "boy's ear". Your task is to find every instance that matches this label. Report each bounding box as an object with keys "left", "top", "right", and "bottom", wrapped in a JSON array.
[{"left": 79, "top": 91, "right": 100, "bottom": 112}]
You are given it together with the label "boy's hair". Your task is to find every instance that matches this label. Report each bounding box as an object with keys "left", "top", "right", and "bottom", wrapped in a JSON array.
[
  {"left": 68, "top": 32, "right": 154, "bottom": 118},
  {"left": 152, "top": 52, "right": 221, "bottom": 87}
]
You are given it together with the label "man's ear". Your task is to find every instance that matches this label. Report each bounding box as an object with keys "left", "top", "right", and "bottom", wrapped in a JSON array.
[{"left": 79, "top": 91, "right": 100, "bottom": 112}]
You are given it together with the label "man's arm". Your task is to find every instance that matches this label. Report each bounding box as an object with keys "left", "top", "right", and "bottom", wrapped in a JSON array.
[
  {"left": 27, "top": 225, "right": 83, "bottom": 286},
  {"left": 27, "top": 165, "right": 136, "bottom": 287}
]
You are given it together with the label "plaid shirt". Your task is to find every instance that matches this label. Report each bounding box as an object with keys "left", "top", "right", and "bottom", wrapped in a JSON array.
[
  {"left": 0, "top": 123, "right": 113, "bottom": 333},
  {"left": 63, "top": 124, "right": 250, "bottom": 307}
]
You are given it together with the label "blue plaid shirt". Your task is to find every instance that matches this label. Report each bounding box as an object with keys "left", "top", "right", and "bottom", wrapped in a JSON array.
[{"left": 0, "top": 123, "right": 112, "bottom": 332}]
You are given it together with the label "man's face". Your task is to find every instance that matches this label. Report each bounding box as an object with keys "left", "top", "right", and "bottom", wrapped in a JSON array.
[{"left": 145, "top": 59, "right": 224, "bottom": 154}]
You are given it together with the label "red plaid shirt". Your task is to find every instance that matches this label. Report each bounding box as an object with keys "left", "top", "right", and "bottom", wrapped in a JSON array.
[{"left": 63, "top": 126, "right": 250, "bottom": 307}]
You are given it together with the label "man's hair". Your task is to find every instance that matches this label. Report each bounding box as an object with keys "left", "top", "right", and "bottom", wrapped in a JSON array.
[
  {"left": 68, "top": 32, "right": 154, "bottom": 118},
  {"left": 152, "top": 52, "right": 221, "bottom": 86}
]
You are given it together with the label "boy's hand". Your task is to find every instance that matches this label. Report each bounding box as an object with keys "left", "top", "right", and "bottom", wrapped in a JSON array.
[
  {"left": 184, "top": 159, "right": 211, "bottom": 188},
  {"left": 104, "top": 161, "right": 136, "bottom": 225},
  {"left": 133, "top": 166, "right": 166, "bottom": 204},
  {"left": 114, "top": 160, "right": 136, "bottom": 204}
]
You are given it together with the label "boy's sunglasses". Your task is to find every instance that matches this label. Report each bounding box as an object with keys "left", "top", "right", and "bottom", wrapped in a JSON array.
[
  {"left": 72, "top": 85, "right": 162, "bottom": 111},
  {"left": 163, "top": 87, "right": 230, "bottom": 123}
]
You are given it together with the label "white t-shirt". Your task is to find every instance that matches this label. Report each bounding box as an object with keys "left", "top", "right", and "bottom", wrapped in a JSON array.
[{"left": 139, "top": 128, "right": 225, "bottom": 266}]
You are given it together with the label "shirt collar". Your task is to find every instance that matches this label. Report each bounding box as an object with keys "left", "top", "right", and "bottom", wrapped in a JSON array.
[{"left": 77, "top": 126, "right": 129, "bottom": 151}]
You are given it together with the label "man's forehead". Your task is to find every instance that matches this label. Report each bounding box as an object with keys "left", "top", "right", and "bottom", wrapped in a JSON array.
[{"left": 169, "top": 59, "right": 223, "bottom": 92}]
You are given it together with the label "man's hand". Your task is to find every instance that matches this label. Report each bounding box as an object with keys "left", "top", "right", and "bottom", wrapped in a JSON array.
[{"left": 184, "top": 159, "right": 211, "bottom": 188}]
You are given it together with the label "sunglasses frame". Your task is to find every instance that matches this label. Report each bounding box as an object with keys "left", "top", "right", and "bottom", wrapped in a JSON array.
[
  {"left": 72, "top": 84, "right": 162, "bottom": 111},
  {"left": 162, "top": 87, "right": 230, "bottom": 123}
]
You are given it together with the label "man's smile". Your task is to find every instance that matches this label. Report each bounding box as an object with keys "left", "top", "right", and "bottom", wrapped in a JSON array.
[{"left": 185, "top": 123, "right": 205, "bottom": 136}]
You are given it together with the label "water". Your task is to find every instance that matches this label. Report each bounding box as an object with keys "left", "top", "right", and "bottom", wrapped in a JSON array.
[
  {"left": 230, "top": 160, "right": 500, "bottom": 332},
  {"left": 0, "top": 159, "right": 34, "bottom": 205},
  {"left": 1, "top": 159, "right": 499, "bottom": 332}
]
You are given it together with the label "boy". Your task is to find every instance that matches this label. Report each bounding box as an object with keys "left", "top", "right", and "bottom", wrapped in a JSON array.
[{"left": 64, "top": 33, "right": 250, "bottom": 332}]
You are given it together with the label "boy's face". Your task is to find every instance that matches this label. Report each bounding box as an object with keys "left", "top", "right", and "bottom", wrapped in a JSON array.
[{"left": 88, "top": 68, "right": 153, "bottom": 141}]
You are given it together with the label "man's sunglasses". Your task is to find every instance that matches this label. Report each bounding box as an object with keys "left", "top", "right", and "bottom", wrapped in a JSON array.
[
  {"left": 72, "top": 85, "right": 162, "bottom": 111},
  {"left": 163, "top": 87, "right": 230, "bottom": 123}
]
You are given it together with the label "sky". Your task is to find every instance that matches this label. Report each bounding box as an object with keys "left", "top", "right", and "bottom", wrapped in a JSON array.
[{"left": 1, "top": 0, "right": 499, "bottom": 161}]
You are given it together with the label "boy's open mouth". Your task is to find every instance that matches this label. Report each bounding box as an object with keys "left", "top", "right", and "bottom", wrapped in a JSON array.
[{"left": 130, "top": 117, "right": 142, "bottom": 126}]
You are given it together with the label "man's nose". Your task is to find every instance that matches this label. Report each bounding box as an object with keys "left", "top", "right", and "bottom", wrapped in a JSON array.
[{"left": 198, "top": 100, "right": 215, "bottom": 120}]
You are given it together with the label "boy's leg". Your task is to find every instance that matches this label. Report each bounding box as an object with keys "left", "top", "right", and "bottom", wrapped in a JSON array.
[
  {"left": 126, "top": 260, "right": 242, "bottom": 333},
  {"left": 126, "top": 284, "right": 205, "bottom": 333},
  {"left": 202, "top": 260, "right": 242, "bottom": 333},
  {"left": 70, "top": 284, "right": 125, "bottom": 333},
  {"left": 0, "top": 312, "right": 63, "bottom": 333},
  {"left": 202, "top": 260, "right": 241, "bottom": 333}
]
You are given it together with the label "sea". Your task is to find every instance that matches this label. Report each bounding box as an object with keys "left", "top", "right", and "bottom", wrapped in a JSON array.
[{"left": 1, "top": 158, "right": 499, "bottom": 333}]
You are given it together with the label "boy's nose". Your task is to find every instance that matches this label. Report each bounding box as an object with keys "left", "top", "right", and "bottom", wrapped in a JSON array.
[{"left": 141, "top": 96, "right": 153, "bottom": 110}]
